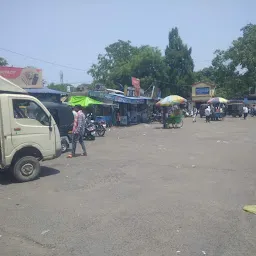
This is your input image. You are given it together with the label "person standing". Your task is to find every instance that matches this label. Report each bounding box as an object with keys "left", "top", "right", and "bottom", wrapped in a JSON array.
[
  {"left": 192, "top": 107, "right": 198, "bottom": 123},
  {"left": 243, "top": 105, "right": 249, "bottom": 120},
  {"left": 116, "top": 111, "right": 121, "bottom": 126},
  {"left": 67, "top": 105, "right": 87, "bottom": 158},
  {"left": 205, "top": 105, "right": 211, "bottom": 123}
]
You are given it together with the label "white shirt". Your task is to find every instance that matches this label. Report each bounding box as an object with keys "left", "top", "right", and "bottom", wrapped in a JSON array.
[
  {"left": 205, "top": 107, "right": 211, "bottom": 116},
  {"left": 243, "top": 107, "right": 248, "bottom": 114},
  {"left": 72, "top": 110, "right": 77, "bottom": 117}
]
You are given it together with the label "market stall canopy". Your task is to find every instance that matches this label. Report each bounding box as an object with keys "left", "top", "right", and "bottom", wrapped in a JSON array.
[
  {"left": 207, "top": 97, "right": 228, "bottom": 104},
  {"left": 0, "top": 75, "right": 27, "bottom": 94},
  {"left": 156, "top": 95, "right": 187, "bottom": 106},
  {"left": 69, "top": 96, "right": 103, "bottom": 107}
]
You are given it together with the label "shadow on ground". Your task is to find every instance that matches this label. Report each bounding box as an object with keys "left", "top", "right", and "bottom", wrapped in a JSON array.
[{"left": 0, "top": 166, "right": 60, "bottom": 185}]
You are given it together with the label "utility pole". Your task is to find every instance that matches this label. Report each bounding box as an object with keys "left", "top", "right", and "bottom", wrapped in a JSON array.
[{"left": 60, "top": 71, "right": 63, "bottom": 84}]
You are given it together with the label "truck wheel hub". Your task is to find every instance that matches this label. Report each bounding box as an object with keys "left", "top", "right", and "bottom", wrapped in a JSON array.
[{"left": 21, "top": 163, "right": 34, "bottom": 176}]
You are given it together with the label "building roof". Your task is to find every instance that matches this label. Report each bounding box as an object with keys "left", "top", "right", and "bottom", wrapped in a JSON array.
[
  {"left": 192, "top": 82, "right": 216, "bottom": 87},
  {"left": 110, "top": 93, "right": 151, "bottom": 100},
  {"left": 26, "top": 88, "right": 65, "bottom": 95}
]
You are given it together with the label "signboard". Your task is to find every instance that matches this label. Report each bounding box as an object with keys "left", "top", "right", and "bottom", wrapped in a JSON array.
[
  {"left": 131, "top": 77, "right": 140, "bottom": 97},
  {"left": 0, "top": 67, "right": 43, "bottom": 88},
  {"left": 196, "top": 87, "right": 210, "bottom": 95}
]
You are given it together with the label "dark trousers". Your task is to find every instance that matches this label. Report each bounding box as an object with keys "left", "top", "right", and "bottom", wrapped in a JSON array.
[
  {"left": 72, "top": 133, "right": 86, "bottom": 156},
  {"left": 244, "top": 113, "right": 248, "bottom": 119},
  {"left": 206, "top": 115, "right": 210, "bottom": 122}
]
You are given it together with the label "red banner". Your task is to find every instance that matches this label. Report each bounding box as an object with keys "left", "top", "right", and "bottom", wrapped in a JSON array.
[
  {"left": 0, "top": 66, "right": 43, "bottom": 88},
  {"left": 131, "top": 77, "right": 140, "bottom": 97}
]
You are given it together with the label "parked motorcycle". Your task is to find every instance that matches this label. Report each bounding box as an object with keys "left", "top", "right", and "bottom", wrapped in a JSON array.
[
  {"left": 94, "top": 121, "right": 106, "bottom": 137},
  {"left": 84, "top": 122, "right": 96, "bottom": 140},
  {"left": 84, "top": 115, "right": 96, "bottom": 140},
  {"left": 86, "top": 113, "right": 106, "bottom": 137},
  {"left": 250, "top": 109, "right": 256, "bottom": 117},
  {"left": 150, "top": 113, "right": 162, "bottom": 123}
]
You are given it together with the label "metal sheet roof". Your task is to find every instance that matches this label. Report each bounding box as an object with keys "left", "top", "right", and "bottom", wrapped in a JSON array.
[{"left": 26, "top": 88, "right": 64, "bottom": 95}]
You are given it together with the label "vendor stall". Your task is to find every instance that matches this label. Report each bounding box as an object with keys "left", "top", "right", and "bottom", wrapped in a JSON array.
[{"left": 156, "top": 95, "right": 187, "bottom": 128}]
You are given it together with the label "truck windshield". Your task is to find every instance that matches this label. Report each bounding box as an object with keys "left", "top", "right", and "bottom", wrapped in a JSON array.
[{"left": 12, "top": 99, "right": 50, "bottom": 126}]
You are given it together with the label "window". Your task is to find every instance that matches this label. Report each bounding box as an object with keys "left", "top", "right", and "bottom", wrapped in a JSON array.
[{"left": 12, "top": 99, "right": 50, "bottom": 126}]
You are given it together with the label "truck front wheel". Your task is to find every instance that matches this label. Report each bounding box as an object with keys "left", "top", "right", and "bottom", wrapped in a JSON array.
[{"left": 12, "top": 156, "right": 41, "bottom": 182}]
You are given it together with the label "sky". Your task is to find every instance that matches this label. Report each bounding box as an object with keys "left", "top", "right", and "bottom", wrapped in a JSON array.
[{"left": 1, "top": 0, "right": 256, "bottom": 86}]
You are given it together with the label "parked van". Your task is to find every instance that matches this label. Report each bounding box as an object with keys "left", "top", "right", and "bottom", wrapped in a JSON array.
[
  {"left": 42, "top": 101, "right": 74, "bottom": 153},
  {"left": 0, "top": 76, "right": 61, "bottom": 182},
  {"left": 199, "top": 104, "right": 208, "bottom": 118},
  {"left": 227, "top": 103, "right": 243, "bottom": 117}
]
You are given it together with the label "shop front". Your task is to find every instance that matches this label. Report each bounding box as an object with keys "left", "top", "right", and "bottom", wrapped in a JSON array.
[
  {"left": 192, "top": 82, "right": 216, "bottom": 108},
  {"left": 109, "top": 94, "right": 146, "bottom": 126},
  {"left": 88, "top": 90, "right": 152, "bottom": 126}
]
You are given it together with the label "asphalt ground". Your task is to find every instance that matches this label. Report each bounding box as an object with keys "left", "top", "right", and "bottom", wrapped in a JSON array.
[{"left": 0, "top": 116, "right": 255, "bottom": 256}]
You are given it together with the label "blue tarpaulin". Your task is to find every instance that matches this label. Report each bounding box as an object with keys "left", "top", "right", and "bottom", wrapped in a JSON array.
[
  {"left": 26, "top": 88, "right": 64, "bottom": 95},
  {"left": 88, "top": 91, "right": 152, "bottom": 104}
]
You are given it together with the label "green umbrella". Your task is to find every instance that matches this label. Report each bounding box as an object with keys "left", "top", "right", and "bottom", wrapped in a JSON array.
[{"left": 69, "top": 96, "right": 103, "bottom": 107}]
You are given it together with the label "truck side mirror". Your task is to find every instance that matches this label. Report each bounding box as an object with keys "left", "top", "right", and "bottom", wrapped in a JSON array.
[{"left": 49, "top": 115, "right": 53, "bottom": 132}]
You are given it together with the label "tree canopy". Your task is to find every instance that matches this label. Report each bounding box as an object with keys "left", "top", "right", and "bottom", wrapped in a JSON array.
[
  {"left": 195, "top": 24, "right": 256, "bottom": 98},
  {"left": 88, "top": 30, "right": 195, "bottom": 97},
  {"left": 0, "top": 57, "right": 8, "bottom": 66},
  {"left": 88, "top": 40, "right": 166, "bottom": 91},
  {"left": 164, "top": 27, "right": 194, "bottom": 97},
  {"left": 88, "top": 24, "right": 256, "bottom": 99}
]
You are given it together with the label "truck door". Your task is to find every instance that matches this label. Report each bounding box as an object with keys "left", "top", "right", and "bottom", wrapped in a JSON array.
[{"left": 9, "top": 97, "right": 56, "bottom": 157}]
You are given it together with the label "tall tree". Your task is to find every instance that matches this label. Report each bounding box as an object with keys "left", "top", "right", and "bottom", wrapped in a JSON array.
[
  {"left": 88, "top": 40, "right": 166, "bottom": 91},
  {"left": 0, "top": 57, "right": 8, "bottom": 66},
  {"left": 88, "top": 40, "right": 138, "bottom": 88},
  {"left": 164, "top": 27, "right": 194, "bottom": 97},
  {"left": 209, "top": 24, "right": 256, "bottom": 98}
]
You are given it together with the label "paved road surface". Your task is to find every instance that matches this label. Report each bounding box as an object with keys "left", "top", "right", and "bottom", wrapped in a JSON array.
[{"left": 0, "top": 117, "right": 255, "bottom": 256}]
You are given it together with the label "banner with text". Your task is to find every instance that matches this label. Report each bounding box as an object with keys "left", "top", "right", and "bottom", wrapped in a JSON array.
[{"left": 0, "top": 67, "right": 43, "bottom": 88}]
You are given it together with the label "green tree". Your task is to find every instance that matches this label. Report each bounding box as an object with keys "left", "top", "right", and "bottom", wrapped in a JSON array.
[
  {"left": 207, "top": 24, "right": 256, "bottom": 99},
  {"left": 88, "top": 40, "right": 167, "bottom": 91},
  {"left": 88, "top": 40, "right": 138, "bottom": 88},
  {"left": 0, "top": 57, "right": 8, "bottom": 66},
  {"left": 193, "top": 67, "right": 215, "bottom": 84},
  {"left": 164, "top": 27, "right": 194, "bottom": 97}
]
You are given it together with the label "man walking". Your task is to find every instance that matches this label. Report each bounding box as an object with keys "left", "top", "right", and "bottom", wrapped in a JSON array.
[
  {"left": 243, "top": 105, "right": 249, "bottom": 120},
  {"left": 67, "top": 105, "right": 87, "bottom": 158},
  {"left": 192, "top": 107, "right": 198, "bottom": 123}
]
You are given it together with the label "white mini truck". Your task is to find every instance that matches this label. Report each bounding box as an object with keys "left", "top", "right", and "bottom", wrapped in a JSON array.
[{"left": 0, "top": 76, "right": 61, "bottom": 182}]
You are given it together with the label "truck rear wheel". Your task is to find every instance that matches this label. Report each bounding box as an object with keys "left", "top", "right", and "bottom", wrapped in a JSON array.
[
  {"left": 61, "top": 138, "right": 69, "bottom": 153},
  {"left": 12, "top": 156, "right": 40, "bottom": 182}
]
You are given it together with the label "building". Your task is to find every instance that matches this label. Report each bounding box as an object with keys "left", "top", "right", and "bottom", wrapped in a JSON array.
[{"left": 192, "top": 82, "right": 216, "bottom": 108}]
